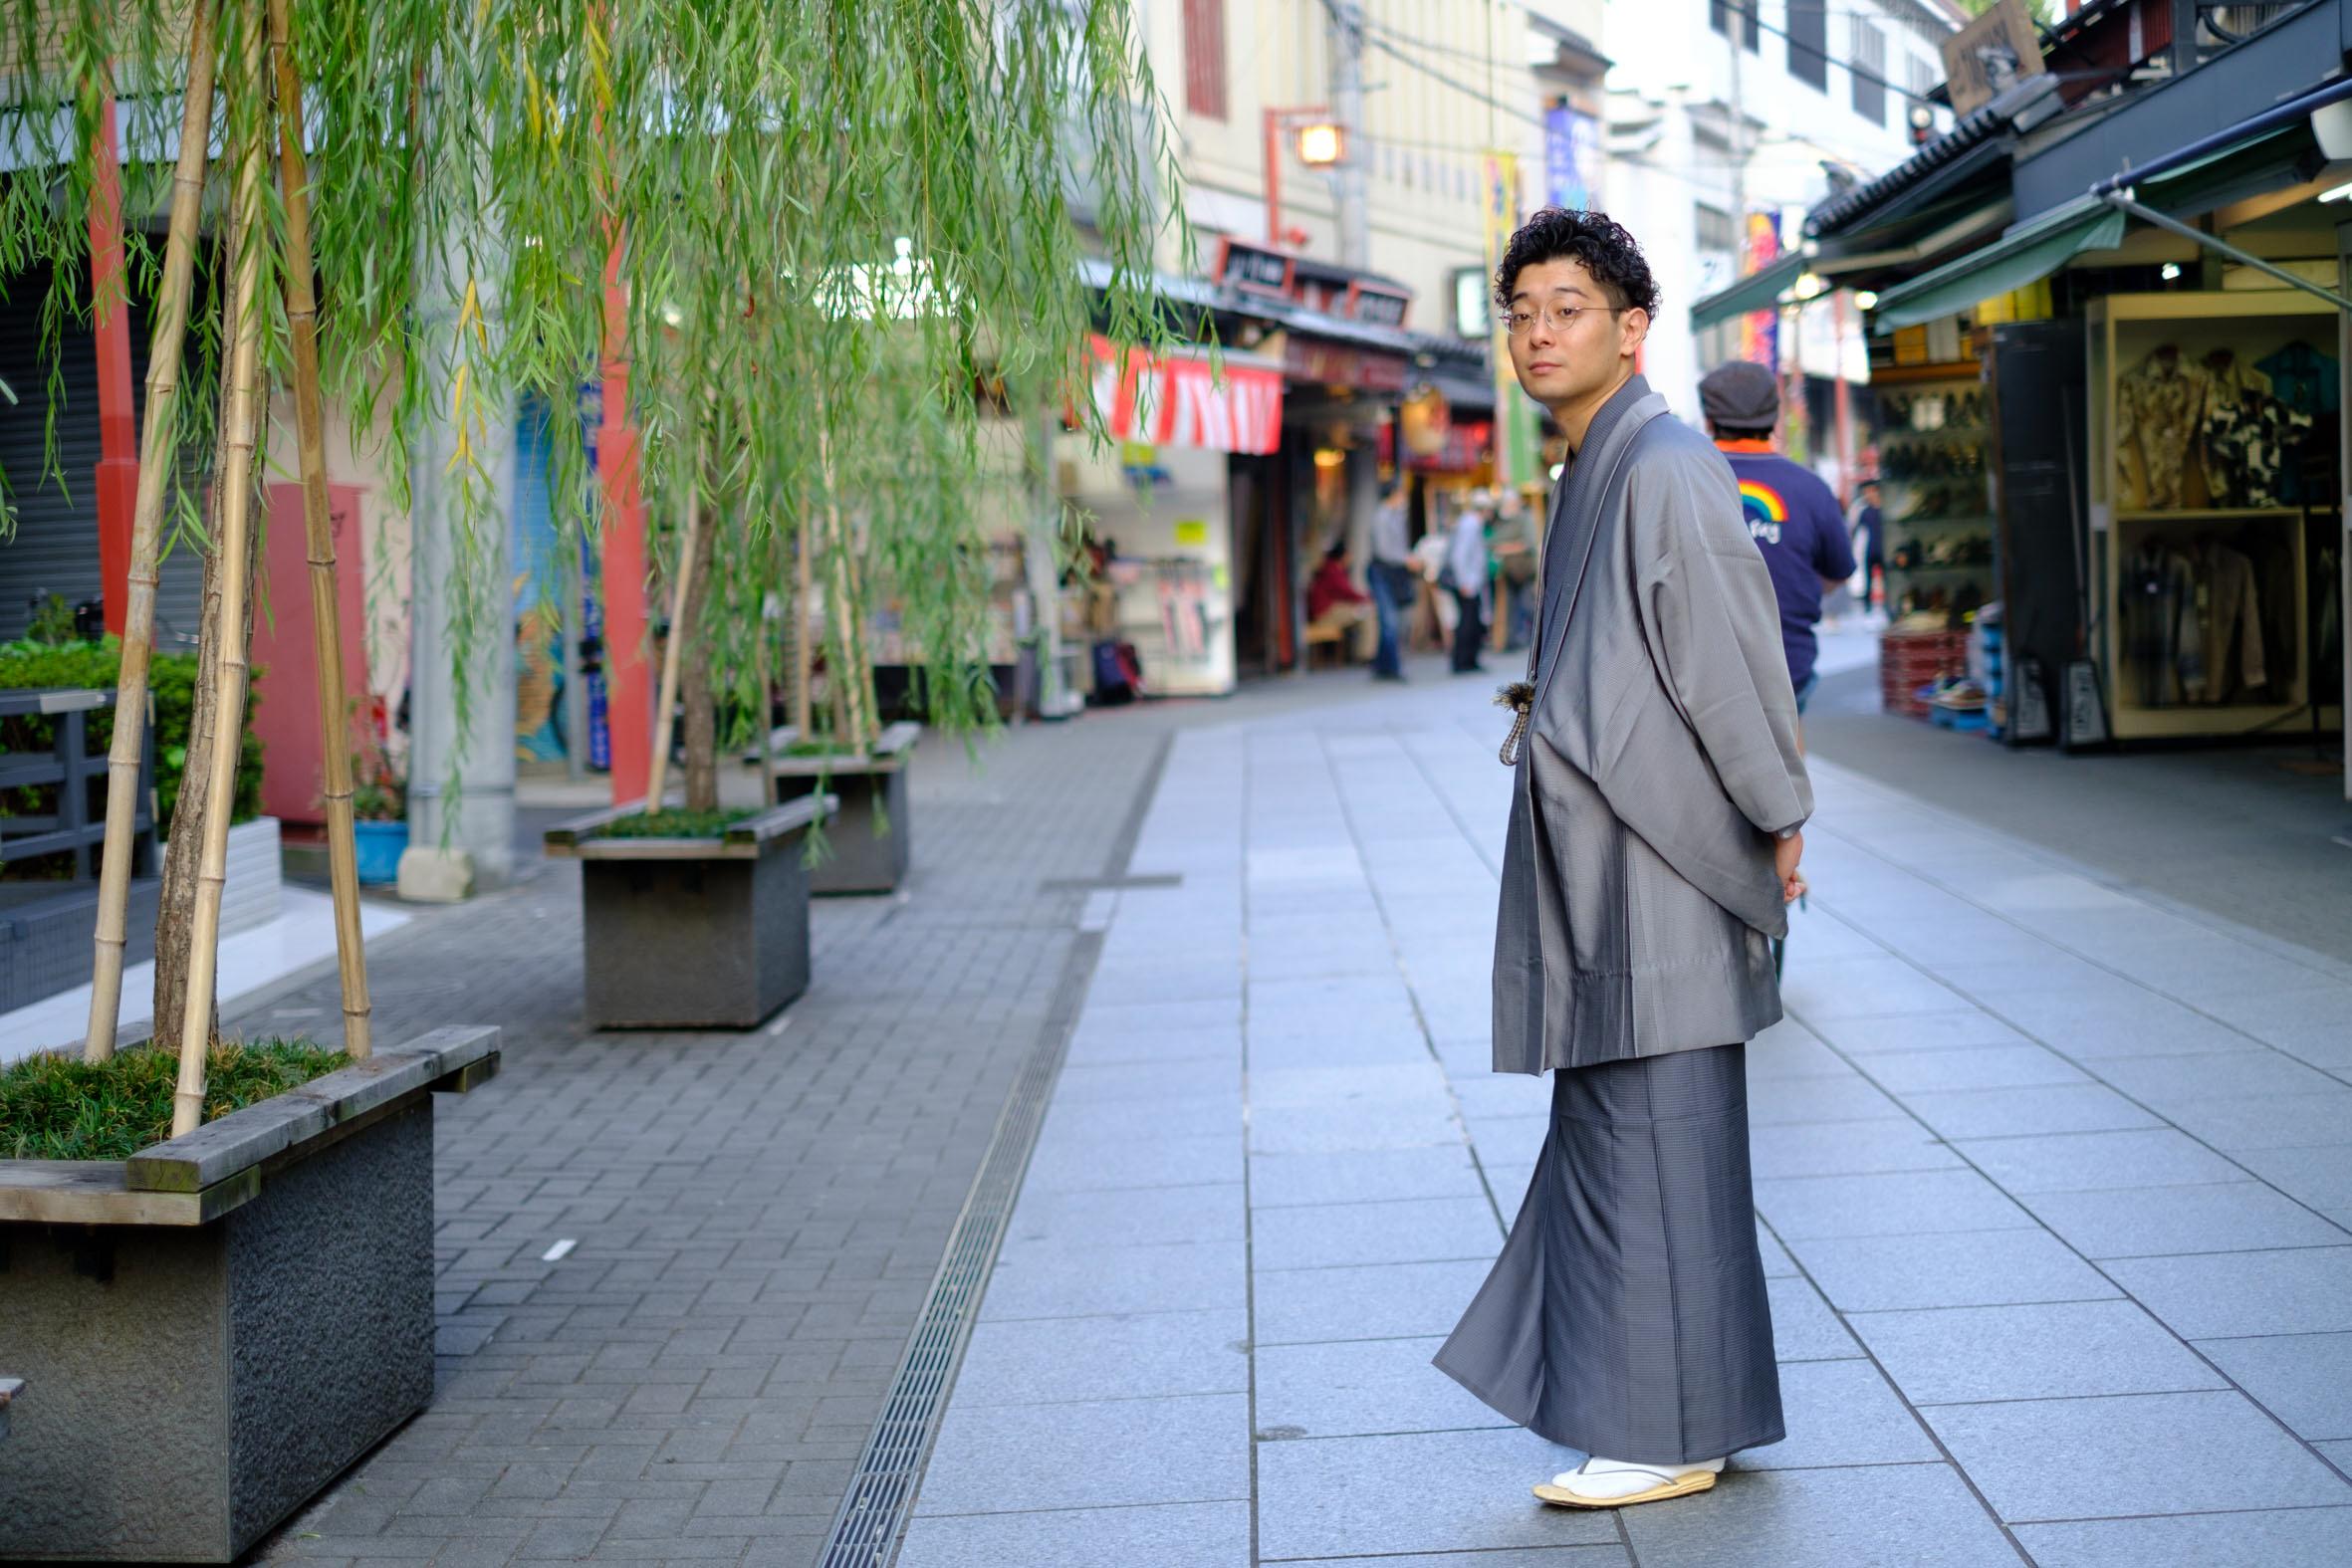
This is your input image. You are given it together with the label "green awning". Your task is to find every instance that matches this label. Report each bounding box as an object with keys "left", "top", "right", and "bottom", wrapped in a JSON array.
[
  {"left": 1690, "top": 253, "right": 1810, "bottom": 332},
  {"left": 1872, "top": 195, "right": 2126, "bottom": 332}
]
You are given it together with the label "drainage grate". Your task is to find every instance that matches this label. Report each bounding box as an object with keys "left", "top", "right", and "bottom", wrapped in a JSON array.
[{"left": 816, "top": 736, "right": 1172, "bottom": 1568}]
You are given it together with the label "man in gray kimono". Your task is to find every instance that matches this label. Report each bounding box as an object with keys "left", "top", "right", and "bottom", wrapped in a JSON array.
[{"left": 1433, "top": 210, "right": 1810, "bottom": 1510}]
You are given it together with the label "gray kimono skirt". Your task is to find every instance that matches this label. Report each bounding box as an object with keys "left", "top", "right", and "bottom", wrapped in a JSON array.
[{"left": 1435, "top": 375, "right": 1809, "bottom": 1465}]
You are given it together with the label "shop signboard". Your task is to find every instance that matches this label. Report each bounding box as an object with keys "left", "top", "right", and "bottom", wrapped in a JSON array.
[
  {"left": 1342, "top": 281, "right": 1413, "bottom": 330},
  {"left": 1086, "top": 335, "right": 1285, "bottom": 455},
  {"left": 1283, "top": 335, "right": 1408, "bottom": 393},
  {"left": 1740, "top": 211, "right": 1781, "bottom": 372},
  {"left": 1213, "top": 237, "right": 1295, "bottom": 298},
  {"left": 1482, "top": 150, "right": 1539, "bottom": 489},
  {"left": 1543, "top": 106, "right": 1600, "bottom": 212}
]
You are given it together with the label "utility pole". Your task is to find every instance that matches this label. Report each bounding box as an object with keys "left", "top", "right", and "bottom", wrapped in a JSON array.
[
  {"left": 1727, "top": 1, "right": 1749, "bottom": 259},
  {"left": 1328, "top": 0, "right": 1370, "bottom": 268}
]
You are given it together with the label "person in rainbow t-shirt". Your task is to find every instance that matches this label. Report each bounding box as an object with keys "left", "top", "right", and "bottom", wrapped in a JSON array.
[{"left": 1697, "top": 361, "right": 1857, "bottom": 714}]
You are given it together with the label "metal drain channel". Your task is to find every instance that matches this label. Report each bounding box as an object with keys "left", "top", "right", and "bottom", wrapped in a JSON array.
[{"left": 816, "top": 735, "right": 1173, "bottom": 1568}]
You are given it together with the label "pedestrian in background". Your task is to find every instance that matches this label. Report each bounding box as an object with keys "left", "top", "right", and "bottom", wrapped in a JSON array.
[
  {"left": 1435, "top": 208, "right": 1809, "bottom": 1512},
  {"left": 1446, "top": 491, "right": 1492, "bottom": 674},
  {"left": 1367, "top": 479, "right": 1413, "bottom": 681},
  {"left": 1852, "top": 475, "right": 1886, "bottom": 616},
  {"left": 1699, "top": 359, "right": 1857, "bottom": 716}
]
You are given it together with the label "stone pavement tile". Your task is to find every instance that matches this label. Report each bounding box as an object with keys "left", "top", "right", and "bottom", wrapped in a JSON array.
[
  {"left": 2230, "top": 1144, "right": 2352, "bottom": 1213},
  {"left": 1086, "top": 958, "right": 1241, "bottom": 1007},
  {"left": 1018, "top": 1129, "right": 1242, "bottom": 1194},
  {"left": 1925, "top": 1389, "right": 2351, "bottom": 1522},
  {"left": 949, "top": 1308, "right": 1251, "bottom": 1407},
  {"left": 2027, "top": 1006, "right": 2269, "bottom": 1060},
  {"left": 1004, "top": 1181, "right": 1246, "bottom": 1249},
  {"left": 1250, "top": 1145, "right": 1488, "bottom": 1209},
  {"left": 1250, "top": 1099, "right": 1464, "bottom": 1156},
  {"left": 1955, "top": 1127, "right": 2248, "bottom": 1195},
  {"left": 2107, "top": 1246, "right": 2352, "bottom": 1338},
  {"left": 1269, "top": 1550, "right": 1629, "bottom": 1568},
  {"left": 2091, "top": 1049, "right": 2342, "bottom": 1104},
  {"left": 1895, "top": 1083, "right": 2161, "bottom": 1141},
  {"left": 1849, "top": 1043, "right": 2089, "bottom": 1094},
  {"left": 2324, "top": 1439, "right": 2352, "bottom": 1468},
  {"left": 1780, "top": 957, "right": 1967, "bottom": 1020},
  {"left": 1808, "top": 1008, "right": 2034, "bottom": 1055},
  {"left": 909, "top": 1391, "right": 1249, "bottom": 1516},
  {"left": 1765, "top": 1272, "right": 1864, "bottom": 1363},
  {"left": 2011, "top": 1505, "right": 2352, "bottom": 1568},
  {"left": 1748, "top": 1119, "right": 1963, "bottom": 1180},
  {"left": 977, "top": 1236, "right": 1246, "bottom": 1320},
  {"left": 1745, "top": 1073, "right": 1909, "bottom": 1127},
  {"left": 1048, "top": 1056, "right": 1241, "bottom": 1106},
  {"left": 1060, "top": 1023, "right": 1242, "bottom": 1067},
  {"left": 2157, "top": 1088, "right": 2352, "bottom": 1153},
  {"left": 1746, "top": 1359, "right": 1938, "bottom": 1469},
  {"left": 1255, "top": 1259, "right": 1495, "bottom": 1346},
  {"left": 1255, "top": 1335, "right": 1510, "bottom": 1440},
  {"left": 1248, "top": 1028, "right": 1434, "bottom": 1072},
  {"left": 1255, "top": 1428, "right": 1615, "bottom": 1560},
  {"left": 1746, "top": 1030, "right": 1852, "bottom": 1082},
  {"left": 893, "top": 1499, "right": 1251, "bottom": 1568},
  {"left": 1251, "top": 1197, "right": 1501, "bottom": 1271},
  {"left": 1250, "top": 1062, "right": 1451, "bottom": 1108},
  {"left": 1850, "top": 1299, "right": 2225, "bottom": 1406},
  {"left": 2195, "top": 1332, "right": 2352, "bottom": 1441},
  {"left": 1756, "top": 1222, "right": 1799, "bottom": 1278},
  {"left": 1618, "top": 1461, "right": 2016, "bottom": 1568},
  {"left": 2019, "top": 1181, "right": 2350, "bottom": 1259},
  {"left": 1037, "top": 1093, "right": 1237, "bottom": 1147},
  {"left": 1786, "top": 1229, "right": 2119, "bottom": 1313},
  {"left": 1447, "top": 1072, "right": 1554, "bottom": 1118},
  {"left": 1070, "top": 996, "right": 1243, "bottom": 1039},
  {"left": 1753, "top": 1169, "right": 2035, "bottom": 1241}
]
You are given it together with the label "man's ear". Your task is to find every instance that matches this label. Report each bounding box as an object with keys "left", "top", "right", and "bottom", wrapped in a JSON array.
[{"left": 1620, "top": 307, "right": 1650, "bottom": 359}]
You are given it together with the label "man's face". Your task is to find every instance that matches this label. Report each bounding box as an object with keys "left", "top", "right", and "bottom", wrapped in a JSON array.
[{"left": 1505, "top": 258, "right": 1647, "bottom": 408}]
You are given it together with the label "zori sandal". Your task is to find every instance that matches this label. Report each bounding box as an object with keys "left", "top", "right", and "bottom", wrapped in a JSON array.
[{"left": 1533, "top": 1456, "right": 1722, "bottom": 1509}]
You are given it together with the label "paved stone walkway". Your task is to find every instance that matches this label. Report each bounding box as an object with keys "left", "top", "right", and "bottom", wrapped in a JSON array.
[
  {"left": 899, "top": 673, "right": 2352, "bottom": 1568},
  {"left": 251, "top": 713, "right": 1180, "bottom": 1566}
]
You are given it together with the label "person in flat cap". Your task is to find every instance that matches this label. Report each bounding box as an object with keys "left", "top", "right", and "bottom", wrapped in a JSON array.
[
  {"left": 1433, "top": 209, "right": 1809, "bottom": 1512},
  {"left": 1698, "top": 360, "right": 1857, "bottom": 714}
]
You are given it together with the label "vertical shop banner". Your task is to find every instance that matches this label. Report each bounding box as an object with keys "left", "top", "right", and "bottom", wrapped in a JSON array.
[
  {"left": 1542, "top": 107, "right": 1600, "bottom": 212},
  {"left": 1740, "top": 211, "right": 1780, "bottom": 371},
  {"left": 1482, "top": 151, "right": 1539, "bottom": 490}
]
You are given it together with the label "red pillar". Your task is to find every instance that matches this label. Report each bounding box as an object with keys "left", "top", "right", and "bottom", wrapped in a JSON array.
[
  {"left": 89, "top": 94, "right": 138, "bottom": 636},
  {"left": 599, "top": 234, "right": 651, "bottom": 805}
]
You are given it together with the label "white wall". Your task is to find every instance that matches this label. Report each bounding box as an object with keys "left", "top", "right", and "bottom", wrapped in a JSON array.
[{"left": 1603, "top": 0, "right": 1955, "bottom": 415}]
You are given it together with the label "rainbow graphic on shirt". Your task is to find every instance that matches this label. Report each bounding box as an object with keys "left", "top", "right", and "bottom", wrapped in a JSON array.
[{"left": 1738, "top": 478, "right": 1786, "bottom": 545}]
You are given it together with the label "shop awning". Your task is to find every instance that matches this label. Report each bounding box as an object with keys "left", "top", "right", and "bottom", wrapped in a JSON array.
[
  {"left": 1870, "top": 195, "right": 2125, "bottom": 332},
  {"left": 1689, "top": 253, "right": 1810, "bottom": 333},
  {"left": 1084, "top": 336, "right": 1284, "bottom": 456}
]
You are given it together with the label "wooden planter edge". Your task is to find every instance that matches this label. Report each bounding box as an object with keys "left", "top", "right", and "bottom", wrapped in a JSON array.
[
  {"left": 543, "top": 795, "right": 830, "bottom": 861},
  {"left": 0, "top": 1024, "right": 500, "bottom": 1227}
]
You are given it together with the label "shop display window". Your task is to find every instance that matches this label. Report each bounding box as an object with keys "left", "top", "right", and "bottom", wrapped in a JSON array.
[
  {"left": 2087, "top": 292, "right": 2335, "bottom": 740},
  {"left": 1874, "top": 366, "right": 1996, "bottom": 627}
]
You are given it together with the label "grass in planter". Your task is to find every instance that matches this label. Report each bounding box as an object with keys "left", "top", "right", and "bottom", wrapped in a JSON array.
[
  {"left": 0, "top": 1039, "right": 349, "bottom": 1161},
  {"left": 593, "top": 808, "right": 758, "bottom": 839}
]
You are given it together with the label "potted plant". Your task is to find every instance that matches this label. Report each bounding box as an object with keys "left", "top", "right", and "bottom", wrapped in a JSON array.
[
  {"left": 349, "top": 744, "right": 407, "bottom": 886},
  {"left": 0, "top": 1025, "right": 499, "bottom": 1561}
]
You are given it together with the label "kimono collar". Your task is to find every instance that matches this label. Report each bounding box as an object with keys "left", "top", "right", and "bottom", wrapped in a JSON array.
[{"left": 1529, "top": 373, "right": 1667, "bottom": 710}]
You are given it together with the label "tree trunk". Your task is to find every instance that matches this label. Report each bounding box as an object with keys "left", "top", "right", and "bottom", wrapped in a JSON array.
[
  {"left": 678, "top": 497, "right": 718, "bottom": 814},
  {"left": 153, "top": 235, "right": 263, "bottom": 1046},
  {"left": 641, "top": 435, "right": 702, "bottom": 813}
]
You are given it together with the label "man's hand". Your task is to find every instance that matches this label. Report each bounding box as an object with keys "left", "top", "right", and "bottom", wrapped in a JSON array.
[{"left": 1774, "top": 829, "right": 1805, "bottom": 905}]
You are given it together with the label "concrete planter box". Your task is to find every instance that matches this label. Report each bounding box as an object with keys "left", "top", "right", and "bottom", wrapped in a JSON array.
[
  {"left": 0, "top": 1025, "right": 499, "bottom": 1563},
  {"left": 545, "top": 797, "right": 826, "bottom": 1029},
  {"left": 766, "top": 721, "right": 917, "bottom": 896},
  {"left": 220, "top": 815, "right": 284, "bottom": 937}
]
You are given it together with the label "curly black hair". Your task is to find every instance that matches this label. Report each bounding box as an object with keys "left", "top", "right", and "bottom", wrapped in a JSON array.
[{"left": 1493, "top": 209, "right": 1661, "bottom": 317}]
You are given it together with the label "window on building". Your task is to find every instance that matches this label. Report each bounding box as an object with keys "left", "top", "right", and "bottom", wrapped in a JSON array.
[
  {"left": 1909, "top": 53, "right": 1940, "bottom": 105},
  {"left": 1787, "top": 0, "right": 1828, "bottom": 92},
  {"left": 1850, "top": 18, "right": 1886, "bottom": 125},
  {"left": 1696, "top": 203, "right": 1736, "bottom": 254},
  {"left": 1709, "top": 0, "right": 1760, "bottom": 51},
  {"left": 1182, "top": 0, "right": 1227, "bottom": 120}
]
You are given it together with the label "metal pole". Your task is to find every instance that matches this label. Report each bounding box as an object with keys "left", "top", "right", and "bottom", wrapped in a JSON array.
[
  {"left": 1329, "top": 2, "right": 1369, "bottom": 268},
  {"left": 2103, "top": 194, "right": 2352, "bottom": 312},
  {"left": 1265, "top": 109, "right": 1284, "bottom": 246},
  {"left": 1727, "top": 2, "right": 1749, "bottom": 258}
]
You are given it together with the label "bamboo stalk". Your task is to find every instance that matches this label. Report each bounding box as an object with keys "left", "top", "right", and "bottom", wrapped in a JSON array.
[
  {"left": 641, "top": 436, "right": 703, "bottom": 814},
  {"left": 174, "top": 17, "right": 271, "bottom": 1138},
  {"left": 791, "top": 512, "right": 813, "bottom": 738},
  {"left": 267, "top": 0, "right": 371, "bottom": 1058},
  {"left": 85, "top": 0, "right": 221, "bottom": 1062},
  {"left": 756, "top": 558, "right": 777, "bottom": 794}
]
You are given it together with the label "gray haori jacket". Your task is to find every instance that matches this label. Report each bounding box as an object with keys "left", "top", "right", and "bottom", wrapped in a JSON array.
[{"left": 1493, "top": 375, "right": 1812, "bottom": 1074}]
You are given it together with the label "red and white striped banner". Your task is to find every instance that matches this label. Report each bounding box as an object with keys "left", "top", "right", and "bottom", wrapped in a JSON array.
[{"left": 1087, "top": 335, "right": 1284, "bottom": 456}]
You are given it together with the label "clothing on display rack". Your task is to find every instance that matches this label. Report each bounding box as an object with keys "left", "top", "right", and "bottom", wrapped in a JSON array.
[
  {"left": 2201, "top": 349, "right": 2312, "bottom": 511},
  {"left": 2116, "top": 347, "right": 2213, "bottom": 511},
  {"left": 2118, "top": 528, "right": 2294, "bottom": 708}
]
